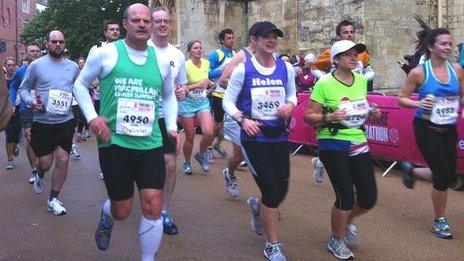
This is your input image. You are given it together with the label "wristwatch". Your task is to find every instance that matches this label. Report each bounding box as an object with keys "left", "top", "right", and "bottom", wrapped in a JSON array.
[{"left": 236, "top": 115, "right": 243, "bottom": 127}]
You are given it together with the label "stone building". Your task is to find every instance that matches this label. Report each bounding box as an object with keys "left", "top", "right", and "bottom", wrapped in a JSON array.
[
  {"left": 0, "top": 0, "right": 37, "bottom": 64},
  {"left": 150, "top": 0, "right": 463, "bottom": 91}
]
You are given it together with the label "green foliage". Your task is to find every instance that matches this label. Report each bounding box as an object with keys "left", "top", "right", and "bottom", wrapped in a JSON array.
[{"left": 20, "top": 0, "right": 148, "bottom": 60}]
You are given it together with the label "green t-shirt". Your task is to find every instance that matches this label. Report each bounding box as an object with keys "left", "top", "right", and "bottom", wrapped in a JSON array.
[
  {"left": 310, "top": 72, "right": 368, "bottom": 142},
  {"left": 98, "top": 40, "right": 164, "bottom": 150}
]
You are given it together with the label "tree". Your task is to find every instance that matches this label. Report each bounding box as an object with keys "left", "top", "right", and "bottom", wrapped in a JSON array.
[{"left": 21, "top": 0, "right": 148, "bottom": 60}]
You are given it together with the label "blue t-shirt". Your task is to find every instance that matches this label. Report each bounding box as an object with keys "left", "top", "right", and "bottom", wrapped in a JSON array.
[
  {"left": 208, "top": 46, "right": 235, "bottom": 80},
  {"left": 9, "top": 65, "right": 29, "bottom": 111}
]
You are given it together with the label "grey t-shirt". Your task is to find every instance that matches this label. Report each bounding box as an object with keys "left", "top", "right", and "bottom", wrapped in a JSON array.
[{"left": 19, "top": 55, "right": 79, "bottom": 124}]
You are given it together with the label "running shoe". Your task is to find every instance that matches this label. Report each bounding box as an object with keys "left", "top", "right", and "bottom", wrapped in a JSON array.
[
  {"left": 327, "top": 235, "right": 354, "bottom": 260},
  {"left": 98, "top": 172, "right": 104, "bottom": 180},
  {"left": 238, "top": 161, "right": 247, "bottom": 168},
  {"left": 264, "top": 242, "right": 286, "bottom": 261},
  {"left": 247, "top": 197, "right": 263, "bottom": 236},
  {"left": 13, "top": 145, "right": 19, "bottom": 157},
  {"left": 95, "top": 210, "right": 114, "bottom": 250},
  {"left": 214, "top": 144, "right": 228, "bottom": 158},
  {"left": 76, "top": 133, "right": 86, "bottom": 142},
  {"left": 83, "top": 130, "right": 91, "bottom": 138},
  {"left": 47, "top": 198, "right": 67, "bottom": 215},
  {"left": 431, "top": 217, "right": 453, "bottom": 239},
  {"left": 5, "top": 159, "right": 15, "bottom": 170},
  {"left": 222, "top": 168, "right": 239, "bottom": 197},
  {"left": 33, "top": 173, "right": 43, "bottom": 194},
  {"left": 195, "top": 152, "right": 210, "bottom": 172},
  {"left": 182, "top": 161, "right": 192, "bottom": 175},
  {"left": 400, "top": 161, "right": 415, "bottom": 189},
  {"left": 161, "top": 212, "right": 179, "bottom": 235},
  {"left": 206, "top": 148, "right": 215, "bottom": 163},
  {"left": 71, "top": 144, "right": 80, "bottom": 159},
  {"left": 29, "top": 170, "right": 37, "bottom": 184},
  {"left": 311, "top": 157, "right": 324, "bottom": 183},
  {"left": 344, "top": 222, "right": 359, "bottom": 247}
]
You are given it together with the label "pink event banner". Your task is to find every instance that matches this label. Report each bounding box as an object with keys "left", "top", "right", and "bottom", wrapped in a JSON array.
[{"left": 288, "top": 93, "right": 464, "bottom": 171}]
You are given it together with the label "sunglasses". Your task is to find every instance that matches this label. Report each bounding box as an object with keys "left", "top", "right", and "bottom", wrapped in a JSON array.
[{"left": 50, "top": 40, "right": 65, "bottom": 44}]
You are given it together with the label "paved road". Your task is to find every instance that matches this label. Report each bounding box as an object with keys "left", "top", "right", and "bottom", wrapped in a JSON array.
[{"left": 0, "top": 134, "right": 463, "bottom": 260}]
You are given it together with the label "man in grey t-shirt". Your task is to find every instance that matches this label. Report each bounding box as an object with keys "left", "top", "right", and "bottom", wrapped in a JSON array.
[{"left": 19, "top": 30, "right": 79, "bottom": 216}]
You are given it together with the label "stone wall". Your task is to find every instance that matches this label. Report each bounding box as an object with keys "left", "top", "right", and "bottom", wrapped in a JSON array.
[
  {"left": 175, "top": 0, "right": 298, "bottom": 59},
  {"left": 176, "top": 0, "right": 245, "bottom": 57},
  {"left": 297, "top": 0, "right": 364, "bottom": 54},
  {"left": 172, "top": 0, "right": 464, "bottom": 92},
  {"left": 247, "top": 0, "right": 298, "bottom": 55},
  {"left": 442, "top": 0, "right": 464, "bottom": 43},
  {"left": 296, "top": 0, "right": 438, "bottom": 92},
  {"left": 363, "top": 0, "right": 437, "bottom": 91}
]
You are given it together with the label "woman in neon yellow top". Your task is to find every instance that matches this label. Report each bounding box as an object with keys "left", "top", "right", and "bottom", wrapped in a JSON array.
[
  {"left": 304, "top": 40, "right": 380, "bottom": 260},
  {"left": 179, "top": 40, "right": 215, "bottom": 175}
]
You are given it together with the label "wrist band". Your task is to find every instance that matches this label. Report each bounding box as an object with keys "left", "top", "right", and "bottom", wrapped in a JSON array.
[{"left": 321, "top": 113, "right": 327, "bottom": 123}]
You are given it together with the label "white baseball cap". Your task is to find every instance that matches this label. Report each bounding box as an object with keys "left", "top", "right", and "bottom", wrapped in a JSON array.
[
  {"left": 331, "top": 40, "right": 366, "bottom": 61},
  {"left": 304, "top": 53, "right": 316, "bottom": 65}
]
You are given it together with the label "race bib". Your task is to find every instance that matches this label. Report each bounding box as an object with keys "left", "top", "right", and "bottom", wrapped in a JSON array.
[
  {"left": 430, "top": 96, "right": 459, "bottom": 125},
  {"left": 116, "top": 98, "right": 155, "bottom": 137},
  {"left": 339, "top": 99, "right": 370, "bottom": 128},
  {"left": 46, "top": 89, "right": 72, "bottom": 115},
  {"left": 188, "top": 88, "right": 207, "bottom": 99},
  {"left": 251, "top": 87, "right": 285, "bottom": 120}
]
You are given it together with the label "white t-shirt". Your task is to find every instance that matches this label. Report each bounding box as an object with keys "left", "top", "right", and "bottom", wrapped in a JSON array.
[{"left": 148, "top": 41, "right": 187, "bottom": 118}]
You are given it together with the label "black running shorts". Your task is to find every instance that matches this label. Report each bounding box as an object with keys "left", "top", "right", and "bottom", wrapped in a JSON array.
[
  {"left": 159, "top": 118, "right": 176, "bottom": 154},
  {"left": 5, "top": 112, "right": 21, "bottom": 143},
  {"left": 20, "top": 110, "right": 33, "bottom": 129},
  {"left": 99, "top": 145, "right": 166, "bottom": 201},
  {"left": 212, "top": 96, "right": 225, "bottom": 123},
  {"left": 30, "top": 119, "right": 75, "bottom": 157}
]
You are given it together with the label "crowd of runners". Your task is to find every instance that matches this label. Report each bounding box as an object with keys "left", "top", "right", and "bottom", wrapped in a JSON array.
[{"left": 1, "top": 2, "right": 464, "bottom": 261}]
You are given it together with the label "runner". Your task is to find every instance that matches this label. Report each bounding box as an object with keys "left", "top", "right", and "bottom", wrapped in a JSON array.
[
  {"left": 89, "top": 19, "right": 121, "bottom": 180},
  {"left": 217, "top": 24, "right": 258, "bottom": 197},
  {"left": 8, "top": 42, "right": 41, "bottom": 182},
  {"left": 223, "top": 21, "right": 296, "bottom": 261},
  {"left": 311, "top": 19, "right": 374, "bottom": 183},
  {"left": 4, "top": 57, "right": 21, "bottom": 169},
  {"left": 304, "top": 40, "right": 379, "bottom": 260},
  {"left": 149, "top": 6, "right": 188, "bottom": 236},
  {"left": 19, "top": 30, "right": 80, "bottom": 215},
  {"left": 398, "top": 28, "right": 464, "bottom": 239},
  {"left": 180, "top": 40, "right": 214, "bottom": 175},
  {"left": 208, "top": 28, "right": 236, "bottom": 160},
  {"left": 73, "top": 4, "right": 179, "bottom": 259}
]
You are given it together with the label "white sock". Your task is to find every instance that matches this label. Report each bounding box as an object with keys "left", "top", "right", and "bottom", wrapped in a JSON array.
[
  {"left": 316, "top": 159, "right": 324, "bottom": 169},
  {"left": 139, "top": 215, "right": 163, "bottom": 261},
  {"left": 102, "top": 199, "right": 113, "bottom": 219}
]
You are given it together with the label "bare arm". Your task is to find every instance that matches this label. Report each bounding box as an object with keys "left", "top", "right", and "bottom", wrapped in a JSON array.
[
  {"left": 219, "top": 51, "right": 246, "bottom": 88},
  {"left": 303, "top": 100, "right": 346, "bottom": 126},
  {"left": 398, "top": 66, "right": 423, "bottom": 109}
]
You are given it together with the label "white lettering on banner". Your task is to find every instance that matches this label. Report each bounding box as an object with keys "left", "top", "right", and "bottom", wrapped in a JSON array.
[
  {"left": 365, "top": 125, "right": 388, "bottom": 143},
  {"left": 458, "top": 140, "right": 464, "bottom": 150},
  {"left": 365, "top": 125, "right": 400, "bottom": 144},
  {"left": 251, "top": 78, "right": 283, "bottom": 87}
]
